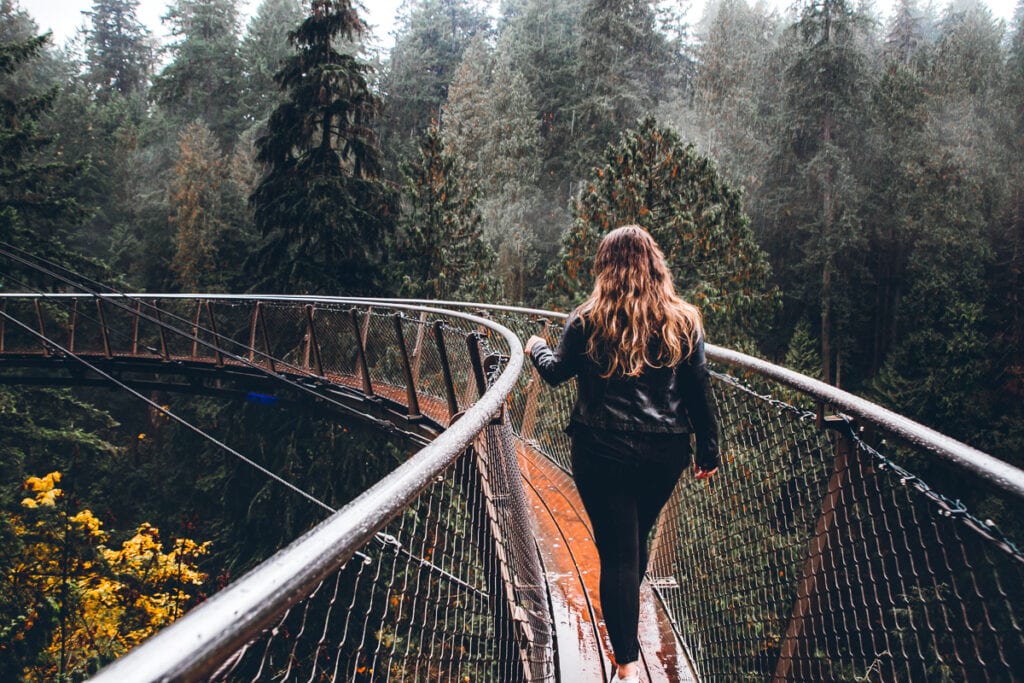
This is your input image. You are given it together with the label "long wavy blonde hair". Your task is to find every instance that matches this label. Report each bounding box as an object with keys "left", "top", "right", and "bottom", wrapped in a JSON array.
[{"left": 577, "top": 225, "right": 703, "bottom": 378}]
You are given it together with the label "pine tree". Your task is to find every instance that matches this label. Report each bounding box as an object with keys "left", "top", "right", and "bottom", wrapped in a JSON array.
[
  {"left": 82, "top": 0, "right": 154, "bottom": 98},
  {"left": 394, "top": 124, "right": 496, "bottom": 300},
  {"left": 572, "top": 0, "right": 680, "bottom": 175},
  {"left": 760, "top": 0, "right": 873, "bottom": 385},
  {"left": 0, "top": 32, "right": 84, "bottom": 270},
  {"left": 379, "top": 0, "right": 490, "bottom": 167},
  {"left": 248, "top": 0, "right": 395, "bottom": 295},
  {"left": 171, "top": 121, "right": 250, "bottom": 292},
  {"left": 692, "top": 0, "right": 780, "bottom": 192},
  {"left": 152, "top": 0, "right": 246, "bottom": 147},
  {"left": 239, "top": 0, "right": 304, "bottom": 129},
  {"left": 552, "top": 118, "right": 777, "bottom": 345}
]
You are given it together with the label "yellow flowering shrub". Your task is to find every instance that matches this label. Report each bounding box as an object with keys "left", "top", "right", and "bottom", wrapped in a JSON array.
[{"left": 7, "top": 472, "right": 211, "bottom": 682}]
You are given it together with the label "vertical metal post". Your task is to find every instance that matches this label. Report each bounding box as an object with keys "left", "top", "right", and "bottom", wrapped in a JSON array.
[
  {"left": 34, "top": 299, "right": 48, "bottom": 356},
  {"left": 257, "top": 303, "right": 275, "bottom": 373},
  {"left": 131, "top": 300, "right": 141, "bottom": 356},
  {"left": 410, "top": 310, "right": 428, "bottom": 386},
  {"left": 205, "top": 301, "right": 224, "bottom": 367},
  {"left": 304, "top": 304, "right": 324, "bottom": 377},
  {"left": 520, "top": 319, "right": 549, "bottom": 440},
  {"left": 248, "top": 303, "right": 259, "bottom": 362},
  {"left": 433, "top": 320, "right": 459, "bottom": 420},
  {"left": 190, "top": 302, "right": 201, "bottom": 358},
  {"left": 392, "top": 313, "right": 421, "bottom": 419},
  {"left": 773, "top": 417, "right": 857, "bottom": 683},
  {"left": 153, "top": 300, "right": 169, "bottom": 361},
  {"left": 467, "top": 332, "right": 487, "bottom": 399},
  {"left": 0, "top": 300, "right": 5, "bottom": 353},
  {"left": 349, "top": 308, "right": 374, "bottom": 397},
  {"left": 96, "top": 297, "right": 112, "bottom": 359},
  {"left": 68, "top": 299, "right": 78, "bottom": 353}
]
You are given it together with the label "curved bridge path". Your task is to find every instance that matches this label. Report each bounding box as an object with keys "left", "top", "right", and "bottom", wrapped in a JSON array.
[
  {"left": 4, "top": 292, "right": 1020, "bottom": 683},
  {"left": 517, "top": 439, "right": 696, "bottom": 682}
]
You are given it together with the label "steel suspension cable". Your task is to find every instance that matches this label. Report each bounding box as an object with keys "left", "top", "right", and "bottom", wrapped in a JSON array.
[
  {"left": 0, "top": 306, "right": 337, "bottom": 514},
  {"left": 0, "top": 244, "right": 391, "bottom": 421}
]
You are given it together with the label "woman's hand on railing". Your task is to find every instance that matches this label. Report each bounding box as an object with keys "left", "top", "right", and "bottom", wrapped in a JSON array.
[
  {"left": 525, "top": 335, "right": 545, "bottom": 355},
  {"left": 694, "top": 466, "right": 718, "bottom": 480}
]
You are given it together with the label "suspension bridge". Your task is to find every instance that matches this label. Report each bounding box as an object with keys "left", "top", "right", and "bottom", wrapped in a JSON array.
[{"left": 1, "top": 256, "right": 1022, "bottom": 682}]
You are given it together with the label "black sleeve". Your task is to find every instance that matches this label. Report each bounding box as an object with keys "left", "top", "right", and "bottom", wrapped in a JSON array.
[
  {"left": 680, "top": 337, "right": 720, "bottom": 470},
  {"left": 528, "top": 315, "right": 586, "bottom": 387}
]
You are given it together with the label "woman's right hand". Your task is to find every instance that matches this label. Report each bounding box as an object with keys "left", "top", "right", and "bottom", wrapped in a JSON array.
[
  {"left": 694, "top": 465, "right": 718, "bottom": 480},
  {"left": 525, "top": 335, "right": 545, "bottom": 355}
]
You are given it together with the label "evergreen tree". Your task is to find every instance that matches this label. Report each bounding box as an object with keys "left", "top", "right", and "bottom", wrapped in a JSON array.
[
  {"left": 170, "top": 121, "right": 250, "bottom": 292},
  {"left": 239, "top": 0, "right": 304, "bottom": 130},
  {"left": 152, "top": 0, "right": 246, "bottom": 148},
  {"left": 552, "top": 118, "right": 776, "bottom": 346},
  {"left": 380, "top": 0, "right": 490, "bottom": 166},
  {"left": 572, "top": 0, "right": 680, "bottom": 175},
  {"left": 394, "top": 124, "right": 496, "bottom": 300},
  {"left": 0, "top": 31, "right": 84, "bottom": 271},
  {"left": 248, "top": 0, "right": 394, "bottom": 295},
  {"left": 81, "top": 0, "right": 154, "bottom": 98},
  {"left": 760, "top": 0, "right": 873, "bottom": 385},
  {"left": 692, "top": 0, "right": 780, "bottom": 193},
  {"left": 496, "top": 0, "right": 583, "bottom": 202}
]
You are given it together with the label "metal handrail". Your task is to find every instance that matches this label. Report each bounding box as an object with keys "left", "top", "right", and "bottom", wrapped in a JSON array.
[
  {"left": 349, "top": 298, "right": 1024, "bottom": 500},
  {"left": 81, "top": 300, "right": 524, "bottom": 682}
]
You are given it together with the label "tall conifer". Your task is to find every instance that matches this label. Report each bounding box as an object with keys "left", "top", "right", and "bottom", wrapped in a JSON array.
[{"left": 248, "top": 0, "right": 394, "bottom": 295}]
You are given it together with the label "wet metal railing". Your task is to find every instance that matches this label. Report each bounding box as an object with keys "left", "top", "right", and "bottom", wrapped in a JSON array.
[
  {"left": 0, "top": 294, "right": 552, "bottom": 682},
  {"left": 457, "top": 303, "right": 1024, "bottom": 683},
  {"left": 2, "top": 293, "right": 1023, "bottom": 681}
]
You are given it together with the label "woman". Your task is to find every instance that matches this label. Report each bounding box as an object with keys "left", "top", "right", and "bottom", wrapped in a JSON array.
[{"left": 525, "top": 225, "right": 719, "bottom": 683}]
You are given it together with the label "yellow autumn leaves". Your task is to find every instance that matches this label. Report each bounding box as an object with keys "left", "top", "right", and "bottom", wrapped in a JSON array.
[{"left": 9, "top": 470, "right": 211, "bottom": 681}]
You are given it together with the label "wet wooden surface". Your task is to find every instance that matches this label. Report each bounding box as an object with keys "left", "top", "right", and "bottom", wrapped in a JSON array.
[{"left": 517, "top": 441, "right": 697, "bottom": 683}]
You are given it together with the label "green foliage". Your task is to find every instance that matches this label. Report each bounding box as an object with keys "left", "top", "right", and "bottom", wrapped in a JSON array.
[
  {"left": 379, "top": 0, "right": 491, "bottom": 167},
  {"left": 238, "top": 0, "right": 304, "bottom": 129},
  {"left": 151, "top": 0, "right": 247, "bottom": 148},
  {"left": 248, "top": 0, "right": 395, "bottom": 295},
  {"left": 170, "top": 121, "right": 253, "bottom": 292},
  {"left": 552, "top": 118, "right": 778, "bottom": 346},
  {"left": 0, "top": 31, "right": 85, "bottom": 274},
  {"left": 82, "top": 0, "right": 154, "bottom": 98},
  {"left": 393, "top": 124, "right": 498, "bottom": 300}
]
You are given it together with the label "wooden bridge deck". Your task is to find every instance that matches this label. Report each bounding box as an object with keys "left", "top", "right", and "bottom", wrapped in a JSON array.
[{"left": 517, "top": 441, "right": 697, "bottom": 683}]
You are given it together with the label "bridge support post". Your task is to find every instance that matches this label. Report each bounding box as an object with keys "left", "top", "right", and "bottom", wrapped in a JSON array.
[
  {"left": 772, "top": 416, "right": 859, "bottom": 683},
  {"left": 349, "top": 308, "right": 374, "bottom": 397},
  {"left": 95, "top": 298, "right": 112, "bottom": 359},
  {"left": 206, "top": 301, "right": 224, "bottom": 368},
  {"left": 152, "top": 300, "right": 169, "bottom": 361},
  {"left": 33, "top": 300, "right": 49, "bottom": 356},
  {"left": 432, "top": 320, "right": 459, "bottom": 421},
  {"left": 303, "top": 304, "right": 323, "bottom": 377},
  {"left": 392, "top": 313, "right": 420, "bottom": 419}
]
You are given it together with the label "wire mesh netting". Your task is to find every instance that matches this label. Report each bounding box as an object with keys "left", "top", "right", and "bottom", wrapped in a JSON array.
[
  {"left": 0, "top": 294, "right": 552, "bottom": 682},
  {"left": 644, "top": 370, "right": 1024, "bottom": 682},
  {"left": 4, "top": 295, "right": 1022, "bottom": 682},
  {"left": 486, "top": 307, "right": 1024, "bottom": 683}
]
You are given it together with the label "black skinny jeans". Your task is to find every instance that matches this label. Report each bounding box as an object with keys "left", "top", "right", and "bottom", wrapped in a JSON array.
[{"left": 571, "top": 430, "right": 690, "bottom": 665}]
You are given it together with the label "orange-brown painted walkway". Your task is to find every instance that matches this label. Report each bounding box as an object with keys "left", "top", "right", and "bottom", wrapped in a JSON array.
[{"left": 517, "top": 441, "right": 698, "bottom": 683}]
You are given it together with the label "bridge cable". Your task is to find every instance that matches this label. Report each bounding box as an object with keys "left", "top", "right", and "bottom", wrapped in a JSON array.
[
  {"left": 0, "top": 306, "right": 337, "bottom": 514},
  {"left": 0, "top": 243, "right": 394, "bottom": 420},
  {"left": 1, "top": 251, "right": 499, "bottom": 575}
]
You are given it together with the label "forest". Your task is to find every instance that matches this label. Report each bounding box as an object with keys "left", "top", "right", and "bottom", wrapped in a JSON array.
[{"left": 1, "top": 0, "right": 1023, "bottom": 678}]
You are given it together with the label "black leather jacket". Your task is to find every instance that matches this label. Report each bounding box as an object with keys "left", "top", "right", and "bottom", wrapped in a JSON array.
[{"left": 529, "top": 313, "right": 720, "bottom": 470}]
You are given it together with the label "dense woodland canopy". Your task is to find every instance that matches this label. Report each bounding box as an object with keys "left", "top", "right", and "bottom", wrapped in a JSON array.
[{"left": 1, "top": 0, "right": 1023, "bottom": 677}]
